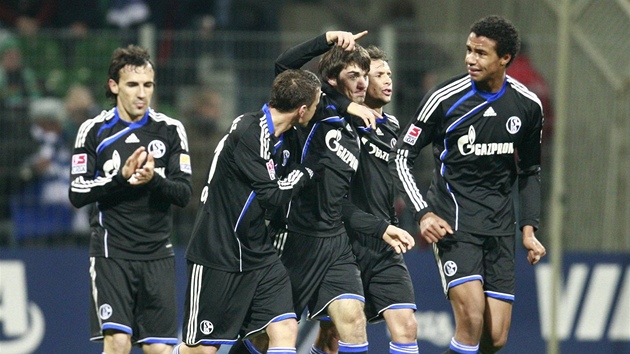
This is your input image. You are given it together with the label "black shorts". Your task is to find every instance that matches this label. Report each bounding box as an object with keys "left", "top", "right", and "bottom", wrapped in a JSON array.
[
  {"left": 280, "top": 232, "right": 364, "bottom": 320},
  {"left": 352, "top": 238, "right": 416, "bottom": 323},
  {"left": 181, "top": 259, "right": 296, "bottom": 346},
  {"left": 89, "top": 256, "right": 177, "bottom": 345},
  {"left": 432, "top": 232, "right": 515, "bottom": 301}
]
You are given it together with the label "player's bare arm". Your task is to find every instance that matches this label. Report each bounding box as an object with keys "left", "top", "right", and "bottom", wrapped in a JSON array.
[
  {"left": 522, "top": 225, "right": 546, "bottom": 265},
  {"left": 419, "top": 212, "right": 453, "bottom": 244},
  {"left": 382, "top": 225, "right": 415, "bottom": 254}
]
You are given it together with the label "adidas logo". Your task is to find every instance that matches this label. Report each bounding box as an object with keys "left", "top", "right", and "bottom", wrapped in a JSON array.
[
  {"left": 125, "top": 133, "right": 140, "bottom": 143},
  {"left": 376, "top": 127, "right": 384, "bottom": 136},
  {"left": 483, "top": 107, "right": 497, "bottom": 117}
]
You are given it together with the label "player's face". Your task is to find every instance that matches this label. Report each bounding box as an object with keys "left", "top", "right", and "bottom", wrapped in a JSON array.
[
  {"left": 332, "top": 63, "right": 368, "bottom": 103},
  {"left": 365, "top": 59, "right": 392, "bottom": 109},
  {"left": 109, "top": 64, "right": 155, "bottom": 122},
  {"left": 297, "top": 89, "right": 321, "bottom": 127},
  {"left": 465, "top": 33, "right": 510, "bottom": 92}
]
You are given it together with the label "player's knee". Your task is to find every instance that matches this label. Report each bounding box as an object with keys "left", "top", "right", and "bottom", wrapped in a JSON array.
[
  {"left": 392, "top": 316, "right": 418, "bottom": 343},
  {"left": 104, "top": 331, "right": 132, "bottom": 354},
  {"left": 460, "top": 308, "right": 485, "bottom": 329},
  {"left": 389, "top": 314, "right": 418, "bottom": 342},
  {"left": 266, "top": 318, "right": 298, "bottom": 342}
]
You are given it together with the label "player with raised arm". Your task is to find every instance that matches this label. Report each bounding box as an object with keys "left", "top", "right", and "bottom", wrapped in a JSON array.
[{"left": 314, "top": 44, "right": 420, "bottom": 354}]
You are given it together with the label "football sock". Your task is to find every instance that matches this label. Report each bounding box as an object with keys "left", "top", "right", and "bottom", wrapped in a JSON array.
[
  {"left": 338, "top": 340, "right": 368, "bottom": 354},
  {"left": 390, "top": 341, "right": 419, "bottom": 353},
  {"left": 267, "top": 347, "right": 297, "bottom": 354},
  {"left": 446, "top": 338, "right": 479, "bottom": 353}
]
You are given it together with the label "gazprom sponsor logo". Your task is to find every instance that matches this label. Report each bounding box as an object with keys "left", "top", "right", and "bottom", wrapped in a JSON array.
[
  {"left": 457, "top": 126, "right": 513, "bottom": 156},
  {"left": 536, "top": 262, "right": 630, "bottom": 341},
  {"left": 0, "top": 261, "right": 46, "bottom": 354},
  {"left": 361, "top": 137, "right": 389, "bottom": 162},
  {"left": 325, "top": 129, "right": 358, "bottom": 171}
]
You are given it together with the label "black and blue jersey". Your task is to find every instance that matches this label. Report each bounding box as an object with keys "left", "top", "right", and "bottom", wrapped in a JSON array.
[
  {"left": 390, "top": 73, "right": 543, "bottom": 236},
  {"left": 69, "top": 107, "right": 192, "bottom": 259}
]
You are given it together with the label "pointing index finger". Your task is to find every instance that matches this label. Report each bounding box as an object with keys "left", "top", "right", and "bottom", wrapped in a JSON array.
[{"left": 353, "top": 30, "right": 368, "bottom": 41}]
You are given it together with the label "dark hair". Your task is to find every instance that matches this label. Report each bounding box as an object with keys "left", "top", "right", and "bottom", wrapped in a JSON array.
[
  {"left": 318, "top": 44, "right": 371, "bottom": 81},
  {"left": 470, "top": 15, "right": 521, "bottom": 67},
  {"left": 365, "top": 45, "right": 388, "bottom": 62},
  {"left": 105, "top": 45, "right": 154, "bottom": 101},
  {"left": 269, "top": 69, "right": 321, "bottom": 112}
]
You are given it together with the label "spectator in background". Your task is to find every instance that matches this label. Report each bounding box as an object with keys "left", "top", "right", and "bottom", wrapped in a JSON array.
[
  {"left": 62, "top": 84, "right": 100, "bottom": 145},
  {"left": 0, "top": 30, "right": 40, "bottom": 242},
  {"left": 507, "top": 41, "right": 554, "bottom": 153},
  {"left": 184, "top": 88, "right": 225, "bottom": 191},
  {"left": 507, "top": 41, "right": 554, "bottom": 230},
  {"left": 53, "top": 0, "right": 104, "bottom": 69},
  {"left": 0, "top": 0, "right": 57, "bottom": 36},
  {"left": 0, "top": 31, "right": 40, "bottom": 109},
  {"left": 10, "top": 97, "right": 76, "bottom": 243},
  {"left": 174, "top": 87, "right": 226, "bottom": 245}
]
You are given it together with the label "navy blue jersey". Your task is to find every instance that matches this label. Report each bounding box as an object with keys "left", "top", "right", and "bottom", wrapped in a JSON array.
[
  {"left": 69, "top": 107, "right": 192, "bottom": 259},
  {"left": 185, "top": 106, "right": 315, "bottom": 272},
  {"left": 350, "top": 112, "right": 400, "bottom": 224},
  {"left": 390, "top": 74, "right": 543, "bottom": 236},
  {"left": 288, "top": 113, "right": 362, "bottom": 236}
]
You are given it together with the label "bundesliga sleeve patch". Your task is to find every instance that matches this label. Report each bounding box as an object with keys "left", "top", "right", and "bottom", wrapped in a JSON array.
[
  {"left": 180, "top": 154, "right": 192, "bottom": 174},
  {"left": 403, "top": 125, "right": 422, "bottom": 145},
  {"left": 71, "top": 153, "right": 88, "bottom": 174},
  {"left": 266, "top": 159, "right": 276, "bottom": 180}
]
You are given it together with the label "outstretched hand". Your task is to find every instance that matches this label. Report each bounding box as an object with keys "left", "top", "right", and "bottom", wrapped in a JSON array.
[
  {"left": 382, "top": 225, "right": 415, "bottom": 254},
  {"left": 419, "top": 212, "right": 453, "bottom": 244},
  {"left": 325, "top": 30, "right": 368, "bottom": 51}
]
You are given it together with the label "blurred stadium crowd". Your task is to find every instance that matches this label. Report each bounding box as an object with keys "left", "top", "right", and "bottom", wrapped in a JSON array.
[{"left": 2, "top": 0, "right": 455, "bottom": 247}]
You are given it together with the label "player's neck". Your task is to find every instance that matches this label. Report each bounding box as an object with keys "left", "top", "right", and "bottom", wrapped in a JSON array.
[{"left": 269, "top": 109, "right": 293, "bottom": 137}]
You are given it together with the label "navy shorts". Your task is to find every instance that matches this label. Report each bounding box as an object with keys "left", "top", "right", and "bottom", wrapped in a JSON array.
[
  {"left": 351, "top": 237, "right": 417, "bottom": 323},
  {"left": 181, "top": 259, "right": 296, "bottom": 346},
  {"left": 280, "top": 231, "right": 364, "bottom": 320},
  {"left": 432, "top": 232, "right": 516, "bottom": 301},
  {"left": 89, "top": 256, "right": 178, "bottom": 345}
]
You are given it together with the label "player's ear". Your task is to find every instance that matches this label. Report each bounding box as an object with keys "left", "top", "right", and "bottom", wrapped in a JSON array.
[
  {"left": 500, "top": 53, "right": 511, "bottom": 67},
  {"left": 327, "top": 77, "right": 338, "bottom": 88},
  {"left": 297, "top": 104, "right": 307, "bottom": 118},
  {"left": 108, "top": 79, "right": 119, "bottom": 95}
]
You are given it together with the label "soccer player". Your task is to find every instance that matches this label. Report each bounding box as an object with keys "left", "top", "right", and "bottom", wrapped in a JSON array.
[
  {"left": 314, "top": 45, "right": 420, "bottom": 354},
  {"left": 68, "top": 45, "right": 192, "bottom": 354},
  {"left": 390, "top": 15, "right": 547, "bottom": 354},
  {"left": 174, "top": 69, "right": 324, "bottom": 354}
]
